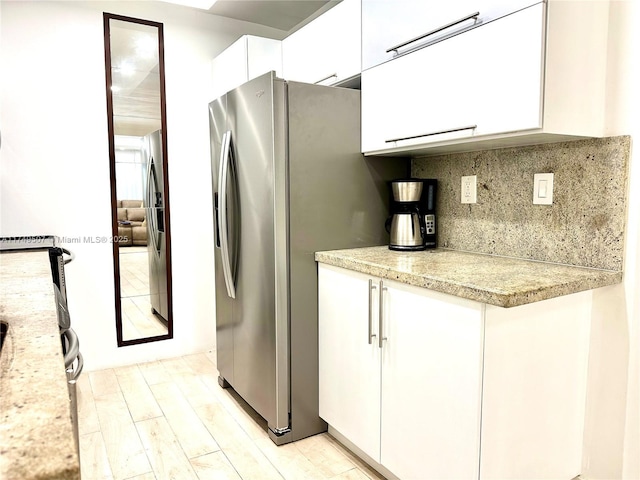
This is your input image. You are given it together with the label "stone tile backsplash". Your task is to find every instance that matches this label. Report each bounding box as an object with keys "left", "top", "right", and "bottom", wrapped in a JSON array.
[{"left": 412, "top": 136, "right": 630, "bottom": 271}]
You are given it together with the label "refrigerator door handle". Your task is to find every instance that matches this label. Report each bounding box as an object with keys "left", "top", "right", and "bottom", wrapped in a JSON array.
[
  {"left": 218, "top": 130, "right": 236, "bottom": 299},
  {"left": 147, "top": 158, "right": 161, "bottom": 253}
]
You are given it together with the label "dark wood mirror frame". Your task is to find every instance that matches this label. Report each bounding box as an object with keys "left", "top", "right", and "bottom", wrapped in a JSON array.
[{"left": 103, "top": 13, "right": 173, "bottom": 346}]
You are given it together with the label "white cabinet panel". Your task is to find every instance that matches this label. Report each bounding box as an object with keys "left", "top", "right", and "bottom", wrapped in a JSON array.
[
  {"left": 362, "top": 4, "right": 544, "bottom": 154},
  {"left": 480, "top": 291, "right": 592, "bottom": 480},
  {"left": 319, "top": 264, "right": 484, "bottom": 479},
  {"left": 211, "top": 35, "right": 281, "bottom": 100},
  {"left": 318, "top": 262, "right": 593, "bottom": 480},
  {"left": 381, "top": 280, "right": 484, "bottom": 480},
  {"left": 282, "top": 0, "right": 360, "bottom": 86},
  {"left": 318, "top": 264, "right": 381, "bottom": 460},
  {"left": 361, "top": 1, "right": 609, "bottom": 156},
  {"left": 362, "top": 0, "right": 540, "bottom": 70}
]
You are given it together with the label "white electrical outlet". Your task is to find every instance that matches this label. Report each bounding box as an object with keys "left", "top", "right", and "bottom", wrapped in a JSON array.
[
  {"left": 533, "top": 173, "right": 554, "bottom": 205},
  {"left": 461, "top": 175, "right": 477, "bottom": 204}
]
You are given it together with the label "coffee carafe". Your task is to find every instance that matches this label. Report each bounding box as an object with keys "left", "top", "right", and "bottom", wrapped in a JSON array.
[{"left": 387, "top": 179, "right": 437, "bottom": 251}]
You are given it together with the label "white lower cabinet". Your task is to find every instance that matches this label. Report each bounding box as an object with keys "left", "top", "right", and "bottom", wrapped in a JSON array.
[
  {"left": 318, "top": 264, "right": 485, "bottom": 480},
  {"left": 318, "top": 263, "right": 591, "bottom": 480}
]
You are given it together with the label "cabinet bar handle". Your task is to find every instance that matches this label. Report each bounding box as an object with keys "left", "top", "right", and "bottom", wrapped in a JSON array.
[
  {"left": 314, "top": 73, "right": 338, "bottom": 85},
  {"left": 378, "top": 281, "right": 387, "bottom": 349},
  {"left": 386, "top": 125, "right": 477, "bottom": 144},
  {"left": 368, "top": 279, "right": 377, "bottom": 345},
  {"left": 386, "top": 12, "right": 480, "bottom": 54}
]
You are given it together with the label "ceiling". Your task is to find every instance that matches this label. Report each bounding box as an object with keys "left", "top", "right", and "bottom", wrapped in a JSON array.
[
  {"left": 109, "top": 20, "right": 162, "bottom": 137},
  {"left": 108, "top": 1, "right": 341, "bottom": 137},
  {"left": 207, "top": 0, "right": 340, "bottom": 32}
]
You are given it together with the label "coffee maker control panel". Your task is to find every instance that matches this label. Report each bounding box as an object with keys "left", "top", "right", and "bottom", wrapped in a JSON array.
[{"left": 425, "top": 214, "right": 436, "bottom": 235}]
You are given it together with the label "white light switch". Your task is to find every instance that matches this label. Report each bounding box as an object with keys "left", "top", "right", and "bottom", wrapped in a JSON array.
[
  {"left": 538, "top": 180, "right": 548, "bottom": 198},
  {"left": 533, "top": 173, "right": 554, "bottom": 205}
]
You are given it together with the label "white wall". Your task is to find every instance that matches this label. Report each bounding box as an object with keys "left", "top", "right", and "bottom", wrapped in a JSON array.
[
  {"left": 613, "top": 2, "right": 640, "bottom": 477},
  {"left": 583, "top": 1, "right": 640, "bottom": 478},
  {"left": 0, "top": 0, "right": 283, "bottom": 370}
]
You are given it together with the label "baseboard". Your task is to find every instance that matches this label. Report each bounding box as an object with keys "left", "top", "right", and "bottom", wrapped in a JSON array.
[{"left": 327, "top": 426, "right": 400, "bottom": 480}]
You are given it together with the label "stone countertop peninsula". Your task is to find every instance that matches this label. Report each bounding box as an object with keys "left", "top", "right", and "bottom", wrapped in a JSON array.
[
  {"left": 315, "top": 246, "right": 622, "bottom": 308},
  {"left": 0, "top": 251, "right": 80, "bottom": 480}
]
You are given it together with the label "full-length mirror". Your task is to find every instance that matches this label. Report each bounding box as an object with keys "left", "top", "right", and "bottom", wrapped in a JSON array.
[{"left": 104, "top": 14, "right": 172, "bottom": 345}]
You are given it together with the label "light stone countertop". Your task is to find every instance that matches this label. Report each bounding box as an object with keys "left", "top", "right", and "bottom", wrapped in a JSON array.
[
  {"left": 315, "top": 246, "right": 622, "bottom": 308},
  {"left": 0, "top": 251, "right": 80, "bottom": 480}
]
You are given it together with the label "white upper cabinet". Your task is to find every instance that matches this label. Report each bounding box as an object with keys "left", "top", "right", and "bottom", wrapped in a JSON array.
[
  {"left": 210, "top": 35, "right": 282, "bottom": 100},
  {"left": 361, "top": 0, "right": 610, "bottom": 156},
  {"left": 282, "top": 0, "right": 361, "bottom": 86},
  {"left": 362, "top": 0, "right": 540, "bottom": 70}
]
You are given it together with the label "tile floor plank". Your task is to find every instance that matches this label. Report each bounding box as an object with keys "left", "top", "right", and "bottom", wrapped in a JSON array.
[
  {"left": 199, "top": 373, "right": 269, "bottom": 441},
  {"left": 77, "top": 374, "right": 101, "bottom": 436},
  {"left": 255, "top": 436, "right": 326, "bottom": 480},
  {"left": 137, "top": 361, "right": 168, "bottom": 386},
  {"left": 160, "top": 356, "right": 193, "bottom": 377},
  {"left": 181, "top": 353, "right": 217, "bottom": 375},
  {"left": 191, "top": 401, "right": 253, "bottom": 450},
  {"left": 330, "top": 468, "right": 374, "bottom": 480},
  {"left": 221, "top": 446, "right": 286, "bottom": 480},
  {"left": 192, "top": 402, "right": 284, "bottom": 480},
  {"left": 294, "top": 434, "right": 356, "bottom": 478},
  {"left": 122, "top": 474, "right": 156, "bottom": 480},
  {"left": 80, "top": 353, "right": 387, "bottom": 480},
  {"left": 94, "top": 392, "right": 152, "bottom": 480},
  {"left": 90, "top": 369, "right": 121, "bottom": 397},
  {"left": 172, "top": 372, "right": 219, "bottom": 408},
  {"left": 135, "top": 416, "right": 199, "bottom": 480},
  {"left": 190, "top": 451, "right": 242, "bottom": 480},
  {"left": 79, "top": 431, "right": 113, "bottom": 480},
  {"left": 150, "top": 381, "right": 220, "bottom": 459},
  {"left": 323, "top": 434, "right": 388, "bottom": 480},
  {"left": 115, "top": 365, "right": 163, "bottom": 422}
]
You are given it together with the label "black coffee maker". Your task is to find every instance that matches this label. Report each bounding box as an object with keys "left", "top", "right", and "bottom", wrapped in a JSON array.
[{"left": 387, "top": 179, "right": 437, "bottom": 251}]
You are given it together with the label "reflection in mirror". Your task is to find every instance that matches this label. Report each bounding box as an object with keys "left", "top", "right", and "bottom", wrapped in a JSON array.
[{"left": 104, "top": 14, "right": 172, "bottom": 346}]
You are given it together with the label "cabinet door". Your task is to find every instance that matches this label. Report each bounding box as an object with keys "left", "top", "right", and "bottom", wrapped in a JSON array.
[
  {"left": 211, "top": 37, "right": 248, "bottom": 100},
  {"left": 211, "top": 35, "right": 281, "bottom": 100},
  {"left": 282, "top": 0, "right": 360, "bottom": 86},
  {"left": 380, "top": 280, "right": 484, "bottom": 480},
  {"left": 362, "top": 0, "right": 540, "bottom": 70},
  {"left": 246, "top": 36, "right": 282, "bottom": 82},
  {"left": 361, "top": 3, "right": 545, "bottom": 154},
  {"left": 480, "top": 291, "right": 592, "bottom": 479},
  {"left": 318, "top": 264, "right": 381, "bottom": 461}
]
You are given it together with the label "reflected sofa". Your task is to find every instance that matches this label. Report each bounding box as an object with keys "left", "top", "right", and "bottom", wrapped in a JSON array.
[{"left": 117, "top": 200, "right": 147, "bottom": 246}]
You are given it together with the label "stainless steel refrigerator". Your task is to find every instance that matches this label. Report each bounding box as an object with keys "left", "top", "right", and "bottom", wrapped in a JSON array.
[
  {"left": 144, "top": 129, "right": 168, "bottom": 321},
  {"left": 209, "top": 71, "right": 407, "bottom": 444}
]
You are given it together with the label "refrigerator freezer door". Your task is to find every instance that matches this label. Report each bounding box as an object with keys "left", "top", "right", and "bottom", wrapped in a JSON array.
[
  {"left": 210, "top": 72, "right": 290, "bottom": 435},
  {"left": 145, "top": 130, "right": 169, "bottom": 321},
  {"left": 227, "top": 72, "right": 290, "bottom": 434},
  {"left": 210, "top": 95, "right": 235, "bottom": 386}
]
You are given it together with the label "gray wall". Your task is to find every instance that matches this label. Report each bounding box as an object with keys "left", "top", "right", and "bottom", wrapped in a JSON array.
[{"left": 412, "top": 136, "right": 630, "bottom": 271}]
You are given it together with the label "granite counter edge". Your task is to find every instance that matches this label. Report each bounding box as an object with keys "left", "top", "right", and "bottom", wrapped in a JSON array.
[{"left": 315, "top": 251, "right": 623, "bottom": 308}]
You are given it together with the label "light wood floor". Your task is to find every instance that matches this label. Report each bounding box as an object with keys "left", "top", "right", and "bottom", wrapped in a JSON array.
[
  {"left": 78, "top": 351, "right": 387, "bottom": 480},
  {"left": 118, "top": 247, "right": 167, "bottom": 340}
]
